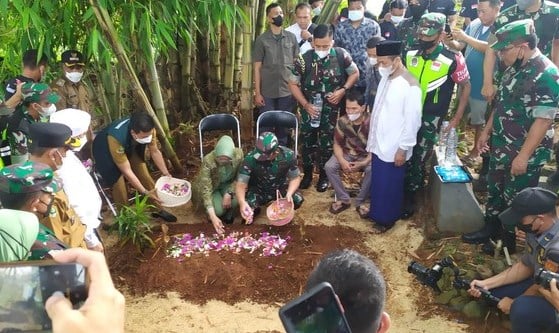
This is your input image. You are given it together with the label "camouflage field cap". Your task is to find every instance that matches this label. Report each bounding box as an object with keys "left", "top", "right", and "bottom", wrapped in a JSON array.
[
  {"left": 254, "top": 132, "right": 279, "bottom": 161},
  {"left": 21, "top": 82, "right": 60, "bottom": 104},
  {"left": 417, "top": 12, "right": 446, "bottom": 36},
  {"left": 0, "top": 161, "right": 57, "bottom": 194},
  {"left": 490, "top": 19, "right": 536, "bottom": 51}
]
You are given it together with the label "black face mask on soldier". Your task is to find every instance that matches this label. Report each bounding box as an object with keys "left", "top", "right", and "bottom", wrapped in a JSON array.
[
  {"left": 272, "top": 15, "right": 284, "bottom": 27},
  {"left": 419, "top": 39, "right": 437, "bottom": 51}
]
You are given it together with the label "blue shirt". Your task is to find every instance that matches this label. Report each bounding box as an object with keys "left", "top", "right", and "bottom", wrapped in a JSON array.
[
  {"left": 464, "top": 19, "right": 492, "bottom": 100},
  {"left": 334, "top": 18, "right": 380, "bottom": 88}
]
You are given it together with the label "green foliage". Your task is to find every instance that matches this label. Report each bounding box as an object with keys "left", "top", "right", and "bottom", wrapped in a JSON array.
[{"left": 111, "top": 193, "right": 155, "bottom": 252}]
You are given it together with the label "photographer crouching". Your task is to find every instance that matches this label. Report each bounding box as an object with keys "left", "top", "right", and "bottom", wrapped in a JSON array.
[{"left": 468, "top": 187, "right": 559, "bottom": 332}]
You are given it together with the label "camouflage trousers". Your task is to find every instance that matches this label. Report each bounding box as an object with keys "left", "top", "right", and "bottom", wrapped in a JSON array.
[
  {"left": 404, "top": 114, "right": 442, "bottom": 193},
  {"left": 485, "top": 160, "right": 542, "bottom": 231},
  {"left": 246, "top": 185, "right": 304, "bottom": 210},
  {"left": 300, "top": 105, "right": 339, "bottom": 169}
]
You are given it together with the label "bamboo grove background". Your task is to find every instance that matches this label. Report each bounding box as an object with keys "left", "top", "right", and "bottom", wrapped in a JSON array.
[{"left": 0, "top": 0, "right": 344, "bottom": 172}]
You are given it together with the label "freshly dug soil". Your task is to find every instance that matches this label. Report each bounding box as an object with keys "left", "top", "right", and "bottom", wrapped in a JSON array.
[{"left": 108, "top": 222, "right": 374, "bottom": 305}]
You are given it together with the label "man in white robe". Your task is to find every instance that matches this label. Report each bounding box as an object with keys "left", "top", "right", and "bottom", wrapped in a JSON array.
[{"left": 366, "top": 40, "right": 422, "bottom": 232}]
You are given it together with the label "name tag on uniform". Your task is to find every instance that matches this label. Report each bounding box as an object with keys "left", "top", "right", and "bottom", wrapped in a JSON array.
[{"left": 431, "top": 61, "right": 441, "bottom": 71}]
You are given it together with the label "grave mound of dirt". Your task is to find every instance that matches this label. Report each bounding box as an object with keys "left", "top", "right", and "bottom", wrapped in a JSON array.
[{"left": 107, "top": 222, "right": 375, "bottom": 305}]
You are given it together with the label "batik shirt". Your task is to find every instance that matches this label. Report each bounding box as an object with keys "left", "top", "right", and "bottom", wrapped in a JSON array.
[
  {"left": 491, "top": 50, "right": 559, "bottom": 166},
  {"left": 334, "top": 113, "right": 370, "bottom": 159},
  {"left": 334, "top": 18, "right": 380, "bottom": 88}
]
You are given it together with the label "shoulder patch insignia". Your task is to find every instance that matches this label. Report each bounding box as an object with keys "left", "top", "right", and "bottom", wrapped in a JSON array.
[
  {"left": 56, "top": 79, "right": 65, "bottom": 87},
  {"left": 116, "top": 147, "right": 125, "bottom": 154}
]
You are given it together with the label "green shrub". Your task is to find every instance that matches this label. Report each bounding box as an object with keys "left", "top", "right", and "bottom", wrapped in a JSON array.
[{"left": 111, "top": 193, "right": 155, "bottom": 251}]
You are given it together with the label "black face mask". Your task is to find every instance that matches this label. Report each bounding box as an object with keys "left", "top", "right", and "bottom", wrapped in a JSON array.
[
  {"left": 272, "top": 15, "right": 284, "bottom": 27},
  {"left": 418, "top": 39, "right": 437, "bottom": 51},
  {"left": 410, "top": 3, "right": 427, "bottom": 20}
]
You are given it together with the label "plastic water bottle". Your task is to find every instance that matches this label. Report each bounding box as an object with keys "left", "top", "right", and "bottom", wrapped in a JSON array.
[
  {"left": 444, "top": 127, "right": 458, "bottom": 166},
  {"left": 438, "top": 121, "right": 450, "bottom": 156},
  {"left": 310, "top": 93, "right": 322, "bottom": 128}
]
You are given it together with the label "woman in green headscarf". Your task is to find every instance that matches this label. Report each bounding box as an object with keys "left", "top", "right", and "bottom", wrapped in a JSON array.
[{"left": 192, "top": 135, "right": 244, "bottom": 234}]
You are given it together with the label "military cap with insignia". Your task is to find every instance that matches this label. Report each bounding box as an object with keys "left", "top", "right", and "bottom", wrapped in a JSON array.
[
  {"left": 61, "top": 50, "right": 85, "bottom": 67},
  {"left": 21, "top": 82, "right": 60, "bottom": 104},
  {"left": 253, "top": 132, "right": 279, "bottom": 161},
  {"left": 417, "top": 12, "right": 446, "bottom": 37},
  {"left": 490, "top": 19, "right": 537, "bottom": 51},
  {"left": 28, "top": 122, "right": 80, "bottom": 150},
  {"left": 0, "top": 161, "right": 57, "bottom": 194}
]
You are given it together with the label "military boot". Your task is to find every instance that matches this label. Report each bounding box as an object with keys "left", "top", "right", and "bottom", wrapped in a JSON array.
[
  {"left": 401, "top": 192, "right": 416, "bottom": 219},
  {"left": 300, "top": 166, "right": 313, "bottom": 189},
  {"left": 462, "top": 221, "right": 500, "bottom": 244},
  {"left": 316, "top": 169, "right": 329, "bottom": 192}
]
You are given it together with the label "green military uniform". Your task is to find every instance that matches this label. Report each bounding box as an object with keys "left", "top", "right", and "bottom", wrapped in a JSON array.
[
  {"left": 485, "top": 19, "right": 559, "bottom": 232},
  {"left": 3, "top": 83, "right": 59, "bottom": 166},
  {"left": 289, "top": 47, "right": 358, "bottom": 184},
  {"left": 493, "top": 0, "right": 559, "bottom": 58},
  {"left": 192, "top": 136, "right": 244, "bottom": 221},
  {"left": 237, "top": 132, "right": 304, "bottom": 209},
  {"left": 403, "top": 13, "right": 470, "bottom": 194},
  {"left": 0, "top": 162, "right": 70, "bottom": 261}
]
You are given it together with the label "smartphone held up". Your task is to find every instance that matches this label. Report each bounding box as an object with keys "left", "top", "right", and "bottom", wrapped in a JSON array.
[
  {"left": 0, "top": 261, "right": 88, "bottom": 332},
  {"left": 279, "top": 281, "right": 352, "bottom": 333}
]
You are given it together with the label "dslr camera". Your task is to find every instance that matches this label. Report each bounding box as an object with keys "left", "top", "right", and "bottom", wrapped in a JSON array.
[{"left": 535, "top": 268, "right": 559, "bottom": 289}]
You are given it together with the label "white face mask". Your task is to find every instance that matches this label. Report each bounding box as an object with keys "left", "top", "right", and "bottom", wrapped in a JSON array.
[
  {"left": 347, "top": 113, "right": 362, "bottom": 121},
  {"left": 135, "top": 134, "right": 153, "bottom": 144},
  {"left": 348, "top": 10, "right": 364, "bottom": 21},
  {"left": 378, "top": 65, "right": 394, "bottom": 78},
  {"left": 312, "top": 7, "right": 322, "bottom": 16},
  {"left": 40, "top": 104, "right": 57, "bottom": 117},
  {"left": 391, "top": 15, "right": 404, "bottom": 25},
  {"left": 315, "top": 50, "right": 330, "bottom": 59},
  {"left": 368, "top": 57, "right": 378, "bottom": 66},
  {"left": 53, "top": 150, "right": 64, "bottom": 170},
  {"left": 65, "top": 71, "right": 84, "bottom": 83}
]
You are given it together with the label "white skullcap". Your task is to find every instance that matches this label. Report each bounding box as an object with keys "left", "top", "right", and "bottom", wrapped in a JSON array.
[{"left": 50, "top": 108, "right": 91, "bottom": 137}]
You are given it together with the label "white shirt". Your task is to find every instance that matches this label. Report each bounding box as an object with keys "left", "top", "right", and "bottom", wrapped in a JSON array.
[
  {"left": 286, "top": 23, "right": 312, "bottom": 55},
  {"left": 56, "top": 151, "right": 103, "bottom": 247},
  {"left": 366, "top": 70, "right": 422, "bottom": 162}
]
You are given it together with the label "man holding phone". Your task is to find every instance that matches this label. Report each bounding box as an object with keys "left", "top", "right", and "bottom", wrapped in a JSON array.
[{"left": 305, "top": 249, "right": 391, "bottom": 333}]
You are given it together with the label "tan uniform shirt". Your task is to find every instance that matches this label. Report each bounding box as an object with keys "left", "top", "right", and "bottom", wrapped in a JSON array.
[
  {"left": 52, "top": 77, "right": 92, "bottom": 113},
  {"left": 40, "top": 190, "right": 87, "bottom": 249}
]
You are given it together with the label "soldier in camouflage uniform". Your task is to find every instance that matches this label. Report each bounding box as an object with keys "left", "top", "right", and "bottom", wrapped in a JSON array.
[
  {"left": 479, "top": 0, "right": 559, "bottom": 185},
  {"left": 235, "top": 132, "right": 304, "bottom": 223},
  {"left": 462, "top": 20, "right": 559, "bottom": 251},
  {"left": 3, "top": 83, "right": 60, "bottom": 166},
  {"left": 397, "top": 0, "right": 428, "bottom": 54},
  {"left": 288, "top": 24, "right": 359, "bottom": 192},
  {"left": 402, "top": 13, "right": 471, "bottom": 217},
  {"left": 0, "top": 161, "right": 80, "bottom": 255}
]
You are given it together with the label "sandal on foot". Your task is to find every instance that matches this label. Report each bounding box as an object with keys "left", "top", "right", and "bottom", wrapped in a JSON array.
[
  {"left": 329, "top": 201, "right": 351, "bottom": 214},
  {"left": 371, "top": 223, "right": 393, "bottom": 234},
  {"left": 356, "top": 205, "right": 369, "bottom": 219},
  {"left": 152, "top": 210, "right": 177, "bottom": 223}
]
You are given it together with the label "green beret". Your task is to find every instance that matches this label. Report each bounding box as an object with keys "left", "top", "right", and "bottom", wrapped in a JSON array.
[
  {"left": 21, "top": 82, "right": 60, "bottom": 104},
  {"left": 417, "top": 12, "right": 446, "bottom": 37},
  {"left": 491, "top": 19, "right": 536, "bottom": 51},
  {"left": 0, "top": 161, "right": 56, "bottom": 194}
]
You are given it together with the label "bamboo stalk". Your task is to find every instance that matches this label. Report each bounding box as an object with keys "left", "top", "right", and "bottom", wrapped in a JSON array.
[
  {"left": 317, "top": 0, "right": 342, "bottom": 25},
  {"left": 240, "top": 0, "right": 255, "bottom": 142},
  {"left": 145, "top": 43, "right": 171, "bottom": 136},
  {"left": 208, "top": 23, "right": 222, "bottom": 108},
  {"left": 89, "top": 0, "right": 183, "bottom": 173}
]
